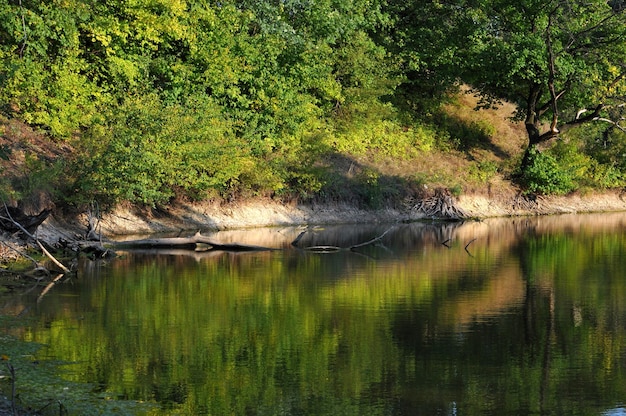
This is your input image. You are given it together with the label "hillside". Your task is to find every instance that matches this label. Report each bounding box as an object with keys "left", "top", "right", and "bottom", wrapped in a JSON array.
[
  {"left": 1, "top": 88, "right": 626, "bottom": 242},
  {"left": 0, "top": 88, "right": 520, "bottom": 207}
]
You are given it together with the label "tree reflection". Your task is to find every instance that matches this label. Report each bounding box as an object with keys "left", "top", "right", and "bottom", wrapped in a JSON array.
[{"left": 4, "top": 214, "right": 626, "bottom": 415}]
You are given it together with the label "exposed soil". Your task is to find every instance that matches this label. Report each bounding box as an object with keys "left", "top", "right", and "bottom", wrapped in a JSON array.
[{"left": 35, "top": 188, "right": 626, "bottom": 242}]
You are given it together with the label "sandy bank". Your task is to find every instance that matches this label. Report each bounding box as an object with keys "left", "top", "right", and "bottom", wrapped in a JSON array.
[{"left": 36, "top": 189, "right": 626, "bottom": 239}]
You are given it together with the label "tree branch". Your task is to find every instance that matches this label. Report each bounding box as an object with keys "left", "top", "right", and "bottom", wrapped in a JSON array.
[
  {"left": 591, "top": 117, "right": 626, "bottom": 132},
  {"left": 546, "top": 12, "right": 560, "bottom": 134},
  {"left": 18, "top": 0, "right": 27, "bottom": 58},
  {"left": 1, "top": 202, "right": 70, "bottom": 274},
  {"left": 564, "top": 10, "right": 620, "bottom": 52}
]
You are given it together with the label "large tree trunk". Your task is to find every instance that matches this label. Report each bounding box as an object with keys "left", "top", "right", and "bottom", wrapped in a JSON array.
[
  {"left": 521, "top": 83, "right": 559, "bottom": 171},
  {"left": 521, "top": 84, "right": 544, "bottom": 171},
  {"left": 521, "top": 127, "right": 543, "bottom": 173}
]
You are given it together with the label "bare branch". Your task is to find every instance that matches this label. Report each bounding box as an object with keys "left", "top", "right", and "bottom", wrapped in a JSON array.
[
  {"left": 569, "top": 104, "right": 605, "bottom": 124},
  {"left": 290, "top": 228, "right": 392, "bottom": 252},
  {"left": 1, "top": 202, "right": 70, "bottom": 273},
  {"left": 0, "top": 241, "right": 39, "bottom": 269},
  {"left": 593, "top": 118, "right": 626, "bottom": 132},
  {"left": 36, "top": 240, "right": 70, "bottom": 273},
  {"left": 0, "top": 203, "right": 34, "bottom": 239},
  {"left": 464, "top": 238, "right": 477, "bottom": 256}
]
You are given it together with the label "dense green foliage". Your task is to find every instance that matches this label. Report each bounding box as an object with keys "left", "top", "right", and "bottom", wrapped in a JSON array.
[
  {"left": 454, "top": 0, "right": 626, "bottom": 142},
  {"left": 0, "top": 0, "right": 625, "bottom": 203},
  {"left": 518, "top": 146, "right": 576, "bottom": 195}
]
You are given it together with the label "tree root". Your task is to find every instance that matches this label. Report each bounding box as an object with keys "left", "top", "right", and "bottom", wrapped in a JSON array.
[
  {"left": 412, "top": 188, "right": 468, "bottom": 220},
  {"left": 511, "top": 192, "right": 541, "bottom": 211}
]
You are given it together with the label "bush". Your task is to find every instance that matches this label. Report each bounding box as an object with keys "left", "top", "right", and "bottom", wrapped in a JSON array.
[
  {"left": 70, "top": 95, "right": 256, "bottom": 206},
  {"left": 520, "top": 146, "right": 575, "bottom": 195},
  {"left": 550, "top": 138, "right": 626, "bottom": 190},
  {"left": 468, "top": 160, "right": 499, "bottom": 183}
]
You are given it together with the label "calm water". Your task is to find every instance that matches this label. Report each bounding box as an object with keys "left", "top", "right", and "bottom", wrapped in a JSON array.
[{"left": 4, "top": 214, "right": 626, "bottom": 415}]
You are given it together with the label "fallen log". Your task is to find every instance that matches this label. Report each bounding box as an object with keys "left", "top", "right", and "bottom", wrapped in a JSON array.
[
  {"left": 105, "top": 231, "right": 275, "bottom": 252},
  {"left": 76, "top": 228, "right": 392, "bottom": 256},
  {"left": 1, "top": 202, "right": 71, "bottom": 273}
]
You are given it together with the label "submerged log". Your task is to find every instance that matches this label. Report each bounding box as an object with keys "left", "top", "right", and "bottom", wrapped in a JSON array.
[
  {"left": 76, "top": 228, "right": 393, "bottom": 256},
  {"left": 108, "top": 232, "right": 275, "bottom": 252}
]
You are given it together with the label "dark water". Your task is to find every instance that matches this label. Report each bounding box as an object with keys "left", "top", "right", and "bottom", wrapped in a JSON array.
[{"left": 4, "top": 214, "right": 626, "bottom": 415}]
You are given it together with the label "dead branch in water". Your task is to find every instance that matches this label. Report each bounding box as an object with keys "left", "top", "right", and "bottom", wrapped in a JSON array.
[
  {"left": 37, "top": 273, "right": 65, "bottom": 303},
  {"left": 464, "top": 238, "right": 477, "bottom": 256},
  {"left": 36, "top": 240, "right": 70, "bottom": 273},
  {"left": 98, "top": 228, "right": 393, "bottom": 254},
  {"left": 291, "top": 228, "right": 391, "bottom": 252}
]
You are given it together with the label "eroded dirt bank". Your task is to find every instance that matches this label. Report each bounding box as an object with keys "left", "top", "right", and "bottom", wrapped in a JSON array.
[{"left": 36, "top": 189, "right": 626, "bottom": 240}]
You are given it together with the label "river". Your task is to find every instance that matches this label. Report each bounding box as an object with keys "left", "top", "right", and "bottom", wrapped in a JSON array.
[{"left": 2, "top": 213, "right": 626, "bottom": 415}]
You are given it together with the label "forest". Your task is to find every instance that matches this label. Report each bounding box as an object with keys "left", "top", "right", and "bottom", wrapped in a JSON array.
[{"left": 0, "top": 0, "right": 625, "bottom": 208}]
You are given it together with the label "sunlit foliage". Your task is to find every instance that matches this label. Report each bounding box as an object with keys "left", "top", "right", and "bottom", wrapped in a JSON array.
[{"left": 0, "top": 0, "right": 625, "bottom": 201}]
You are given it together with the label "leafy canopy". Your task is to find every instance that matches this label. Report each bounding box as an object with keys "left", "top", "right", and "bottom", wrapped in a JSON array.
[
  {"left": 458, "top": 0, "right": 626, "bottom": 146},
  {"left": 1, "top": 0, "right": 626, "bottom": 202}
]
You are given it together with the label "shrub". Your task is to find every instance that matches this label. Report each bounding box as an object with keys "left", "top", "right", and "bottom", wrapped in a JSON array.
[
  {"left": 468, "top": 160, "right": 499, "bottom": 183},
  {"left": 520, "top": 146, "right": 575, "bottom": 195},
  {"left": 70, "top": 95, "right": 256, "bottom": 206},
  {"left": 550, "top": 138, "right": 626, "bottom": 190}
]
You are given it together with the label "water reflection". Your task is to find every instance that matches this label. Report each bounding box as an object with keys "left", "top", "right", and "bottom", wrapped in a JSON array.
[{"left": 3, "top": 213, "right": 626, "bottom": 415}]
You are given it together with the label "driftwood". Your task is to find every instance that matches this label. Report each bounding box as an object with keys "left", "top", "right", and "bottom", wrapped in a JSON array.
[
  {"left": 0, "top": 202, "right": 71, "bottom": 273},
  {"left": 105, "top": 231, "right": 275, "bottom": 252},
  {"left": 76, "top": 228, "right": 392, "bottom": 255},
  {"left": 291, "top": 228, "right": 391, "bottom": 252},
  {"left": 0, "top": 205, "right": 51, "bottom": 235}
]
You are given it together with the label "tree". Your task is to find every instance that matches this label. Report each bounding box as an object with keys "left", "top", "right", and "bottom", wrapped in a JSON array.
[
  {"left": 382, "top": 0, "right": 476, "bottom": 112},
  {"left": 0, "top": 0, "right": 103, "bottom": 137},
  {"left": 458, "top": 0, "right": 626, "bottom": 166}
]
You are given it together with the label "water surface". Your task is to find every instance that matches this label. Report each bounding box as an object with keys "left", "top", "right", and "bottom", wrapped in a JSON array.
[{"left": 3, "top": 214, "right": 626, "bottom": 415}]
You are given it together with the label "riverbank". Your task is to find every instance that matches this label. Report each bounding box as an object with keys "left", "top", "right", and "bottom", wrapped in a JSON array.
[
  {"left": 36, "top": 188, "right": 626, "bottom": 241},
  {"left": 0, "top": 186, "right": 621, "bottom": 269}
]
